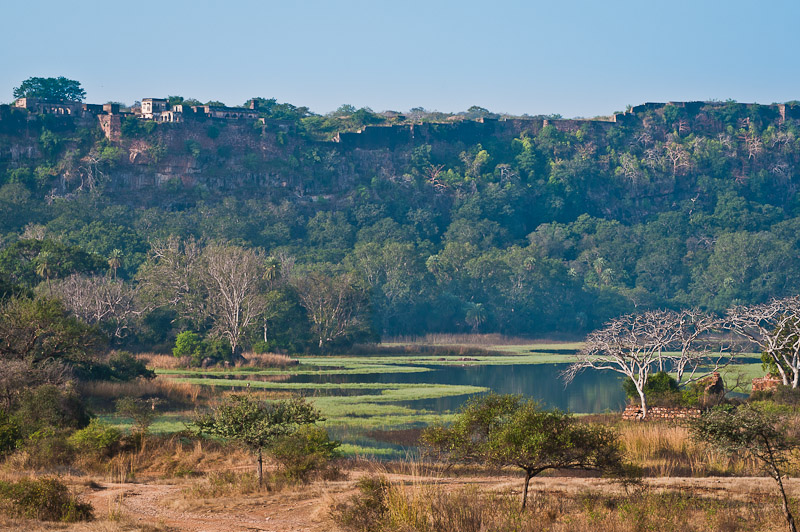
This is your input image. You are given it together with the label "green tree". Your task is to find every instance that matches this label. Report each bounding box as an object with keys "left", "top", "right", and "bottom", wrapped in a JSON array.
[
  {"left": 690, "top": 404, "right": 799, "bottom": 532},
  {"left": 13, "top": 76, "right": 86, "bottom": 101},
  {"left": 107, "top": 249, "right": 122, "bottom": 279},
  {"left": 193, "top": 395, "right": 324, "bottom": 485},
  {"left": 422, "top": 394, "right": 623, "bottom": 509}
]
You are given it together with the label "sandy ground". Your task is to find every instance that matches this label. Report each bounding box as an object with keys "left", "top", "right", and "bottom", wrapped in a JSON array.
[{"left": 76, "top": 472, "right": 800, "bottom": 532}]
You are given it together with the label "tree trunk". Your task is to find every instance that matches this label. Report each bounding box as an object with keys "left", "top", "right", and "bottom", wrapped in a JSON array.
[
  {"left": 637, "top": 387, "right": 648, "bottom": 419},
  {"left": 773, "top": 468, "right": 797, "bottom": 532},
  {"left": 257, "top": 448, "right": 263, "bottom": 486},
  {"left": 521, "top": 470, "right": 532, "bottom": 510}
]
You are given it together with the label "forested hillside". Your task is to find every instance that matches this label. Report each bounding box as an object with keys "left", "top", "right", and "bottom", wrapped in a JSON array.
[{"left": 2, "top": 97, "right": 800, "bottom": 351}]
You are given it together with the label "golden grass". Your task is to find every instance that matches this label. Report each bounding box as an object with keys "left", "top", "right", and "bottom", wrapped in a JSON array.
[
  {"left": 136, "top": 351, "right": 298, "bottom": 369},
  {"left": 80, "top": 377, "right": 208, "bottom": 404},
  {"left": 619, "top": 422, "right": 761, "bottom": 476}
]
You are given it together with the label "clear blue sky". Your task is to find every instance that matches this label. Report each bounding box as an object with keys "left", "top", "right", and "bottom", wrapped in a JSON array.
[{"left": 2, "top": 0, "right": 799, "bottom": 117}]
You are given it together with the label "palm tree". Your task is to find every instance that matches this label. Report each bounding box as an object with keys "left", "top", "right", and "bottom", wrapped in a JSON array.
[
  {"left": 465, "top": 302, "right": 487, "bottom": 333},
  {"left": 35, "top": 251, "right": 55, "bottom": 294},
  {"left": 108, "top": 249, "right": 123, "bottom": 279}
]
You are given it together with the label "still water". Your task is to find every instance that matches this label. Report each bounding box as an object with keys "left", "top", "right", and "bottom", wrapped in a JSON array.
[{"left": 290, "top": 363, "right": 628, "bottom": 414}]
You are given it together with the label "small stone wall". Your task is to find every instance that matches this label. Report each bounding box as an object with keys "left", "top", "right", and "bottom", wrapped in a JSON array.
[
  {"left": 622, "top": 405, "right": 701, "bottom": 421},
  {"left": 752, "top": 375, "right": 783, "bottom": 392}
]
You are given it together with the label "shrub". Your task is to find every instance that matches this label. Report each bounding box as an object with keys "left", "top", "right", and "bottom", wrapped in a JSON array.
[
  {"left": 624, "top": 371, "right": 683, "bottom": 406},
  {"left": 0, "top": 412, "right": 22, "bottom": 456},
  {"left": 15, "top": 385, "right": 90, "bottom": 435},
  {"left": 21, "top": 428, "right": 75, "bottom": 468},
  {"left": 107, "top": 351, "right": 155, "bottom": 381},
  {"left": 68, "top": 419, "right": 122, "bottom": 458},
  {"left": 0, "top": 477, "right": 93, "bottom": 522},
  {"left": 331, "top": 476, "right": 390, "bottom": 532},
  {"left": 173, "top": 331, "right": 202, "bottom": 358},
  {"left": 251, "top": 340, "right": 272, "bottom": 354},
  {"left": 269, "top": 425, "right": 341, "bottom": 481}
]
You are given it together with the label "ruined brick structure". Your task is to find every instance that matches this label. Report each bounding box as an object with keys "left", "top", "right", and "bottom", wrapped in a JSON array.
[
  {"left": 751, "top": 375, "right": 783, "bottom": 392},
  {"left": 622, "top": 405, "right": 701, "bottom": 421}
]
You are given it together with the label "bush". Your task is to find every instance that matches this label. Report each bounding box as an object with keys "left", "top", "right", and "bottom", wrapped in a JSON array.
[
  {"left": 173, "top": 332, "right": 233, "bottom": 366},
  {"left": 67, "top": 419, "right": 121, "bottom": 458},
  {"left": 269, "top": 425, "right": 340, "bottom": 481},
  {"left": 331, "top": 476, "right": 390, "bottom": 532},
  {"left": 0, "top": 477, "right": 93, "bottom": 522},
  {"left": 251, "top": 340, "right": 272, "bottom": 354},
  {"left": 21, "top": 428, "right": 75, "bottom": 468},
  {"left": 14, "top": 385, "right": 90, "bottom": 435},
  {"left": 624, "top": 371, "right": 684, "bottom": 406},
  {"left": 107, "top": 351, "right": 155, "bottom": 381},
  {"left": 0, "top": 413, "right": 22, "bottom": 456},
  {"left": 173, "top": 331, "right": 202, "bottom": 358}
]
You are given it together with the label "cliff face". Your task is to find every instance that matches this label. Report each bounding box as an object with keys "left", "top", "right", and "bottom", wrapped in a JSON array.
[{"left": 1, "top": 99, "right": 799, "bottom": 210}]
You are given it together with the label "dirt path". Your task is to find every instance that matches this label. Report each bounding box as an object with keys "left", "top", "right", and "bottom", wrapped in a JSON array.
[{"left": 83, "top": 474, "right": 800, "bottom": 532}]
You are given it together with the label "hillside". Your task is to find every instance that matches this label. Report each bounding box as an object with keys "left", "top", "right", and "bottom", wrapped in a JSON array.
[{"left": 1, "top": 98, "right": 800, "bottom": 342}]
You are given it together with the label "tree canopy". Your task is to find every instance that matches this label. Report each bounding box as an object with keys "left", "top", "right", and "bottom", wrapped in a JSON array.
[{"left": 13, "top": 76, "right": 86, "bottom": 102}]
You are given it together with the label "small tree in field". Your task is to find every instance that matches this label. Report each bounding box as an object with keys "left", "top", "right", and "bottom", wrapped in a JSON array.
[
  {"left": 421, "top": 394, "right": 623, "bottom": 509},
  {"left": 690, "top": 404, "right": 799, "bottom": 532},
  {"left": 192, "top": 395, "right": 323, "bottom": 485}
]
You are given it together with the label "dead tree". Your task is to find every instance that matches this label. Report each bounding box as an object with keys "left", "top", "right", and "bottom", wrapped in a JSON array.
[{"left": 725, "top": 297, "right": 800, "bottom": 388}]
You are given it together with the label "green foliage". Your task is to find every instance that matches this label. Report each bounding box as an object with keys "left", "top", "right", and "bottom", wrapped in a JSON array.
[
  {"left": 21, "top": 428, "right": 75, "bottom": 468},
  {"left": 105, "top": 351, "right": 155, "bottom": 381},
  {"left": 0, "top": 477, "right": 93, "bottom": 522},
  {"left": 0, "top": 412, "right": 22, "bottom": 456},
  {"left": 115, "top": 396, "right": 155, "bottom": 437},
  {"left": 173, "top": 331, "right": 202, "bottom": 358},
  {"left": 14, "top": 385, "right": 90, "bottom": 434},
  {"left": 623, "top": 371, "right": 679, "bottom": 401},
  {"left": 193, "top": 395, "right": 322, "bottom": 452},
  {"left": 67, "top": 419, "right": 121, "bottom": 458},
  {"left": 0, "top": 296, "right": 105, "bottom": 369},
  {"left": 268, "top": 424, "right": 340, "bottom": 481},
  {"left": 172, "top": 331, "right": 233, "bottom": 366},
  {"left": 13, "top": 76, "right": 86, "bottom": 102},
  {"left": 422, "top": 394, "right": 623, "bottom": 508}
]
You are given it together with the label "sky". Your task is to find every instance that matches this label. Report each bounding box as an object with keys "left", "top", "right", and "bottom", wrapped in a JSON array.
[{"left": 2, "top": 0, "right": 799, "bottom": 118}]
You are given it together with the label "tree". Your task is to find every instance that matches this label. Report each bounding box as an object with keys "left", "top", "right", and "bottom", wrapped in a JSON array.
[
  {"left": 192, "top": 395, "right": 324, "bottom": 485},
  {"left": 563, "top": 313, "right": 668, "bottom": 418},
  {"left": 292, "top": 271, "right": 369, "bottom": 351},
  {"left": 107, "top": 249, "right": 122, "bottom": 279},
  {"left": 725, "top": 297, "right": 800, "bottom": 388},
  {"left": 421, "top": 394, "right": 622, "bottom": 509},
  {"left": 0, "top": 296, "right": 104, "bottom": 368},
  {"left": 201, "top": 244, "right": 267, "bottom": 356},
  {"left": 690, "top": 404, "right": 799, "bottom": 532},
  {"left": 13, "top": 76, "right": 86, "bottom": 102},
  {"left": 48, "top": 274, "right": 140, "bottom": 339}
]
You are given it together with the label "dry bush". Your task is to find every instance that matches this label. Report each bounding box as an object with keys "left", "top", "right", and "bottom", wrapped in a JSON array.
[{"left": 237, "top": 352, "right": 299, "bottom": 369}]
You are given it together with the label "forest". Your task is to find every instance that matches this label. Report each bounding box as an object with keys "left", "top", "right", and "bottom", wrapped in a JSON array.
[{"left": 2, "top": 91, "right": 800, "bottom": 353}]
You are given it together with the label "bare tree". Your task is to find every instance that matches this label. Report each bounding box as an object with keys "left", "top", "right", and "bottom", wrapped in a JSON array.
[
  {"left": 563, "top": 313, "right": 667, "bottom": 418},
  {"left": 138, "top": 237, "right": 207, "bottom": 329},
  {"left": 725, "top": 296, "right": 800, "bottom": 388},
  {"left": 201, "top": 244, "right": 267, "bottom": 356},
  {"left": 48, "top": 274, "right": 141, "bottom": 339},
  {"left": 292, "top": 272, "right": 368, "bottom": 351},
  {"left": 668, "top": 309, "right": 728, "bottom": 384}
]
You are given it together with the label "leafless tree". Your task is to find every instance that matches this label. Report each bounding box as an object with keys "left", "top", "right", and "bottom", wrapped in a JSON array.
[
  {"left": 138, "top": 237, "right": 207, "bottom": 329},
  {"left": 725, "top": 296, "right": 800, "bottom": 388},
  {"left": 292, "top": 271, "right": 368, "bottom": 351},
  {"left": 0, "top": 359, "right": 71, "bottom": 411},
  {"left": 48, "top": 274, "right": 141, "bottom": 339},
  {"left": 563, "top": 313, "right": 667, "bottom": 418},
  {"left": 564, "top": 309, "right": 730, "bottom": 418},
  {"left": 201, "top": 244, "right": 267, "bottom": 356},
  {"left": 668, "top": 309, "right": 728, "bottom": 384}
]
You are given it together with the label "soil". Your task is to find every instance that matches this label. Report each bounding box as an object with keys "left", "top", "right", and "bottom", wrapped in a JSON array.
[{"left": 79, "top": 472, "right": 800, "bottom": 532}]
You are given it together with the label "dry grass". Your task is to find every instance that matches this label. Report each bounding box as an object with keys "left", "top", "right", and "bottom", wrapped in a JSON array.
[
  {"left": 619, "top": 422, "right": 761, "bottom": 476},
  {"left": 79, "top": 377, "right": 208, "bottom": 405},
  {"left": 236, "top": 352, "right": 299, "bottom": 368},
  {"left": 332, "top": 474, "right": 789, "bottom": 532}
]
